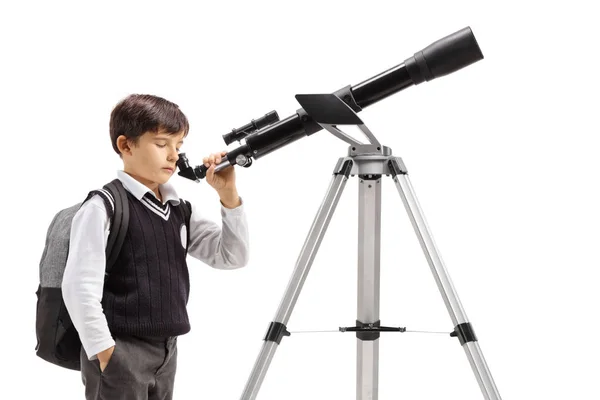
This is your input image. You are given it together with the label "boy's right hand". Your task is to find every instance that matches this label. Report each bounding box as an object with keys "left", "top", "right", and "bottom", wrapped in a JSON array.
[{"left": 97, "top": 345, "right": 115, "bottom": 372}]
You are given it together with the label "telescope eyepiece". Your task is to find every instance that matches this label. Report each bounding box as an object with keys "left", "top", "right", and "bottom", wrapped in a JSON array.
[
  {"left": 176, "top": 152, "right": 190, "bottom": 170},
  {"left": 176, "top": 152, "right": 202, "bottom": 181}
]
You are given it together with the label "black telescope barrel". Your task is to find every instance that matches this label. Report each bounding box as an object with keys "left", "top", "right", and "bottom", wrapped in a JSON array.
[
  {"left": 192, "top": 27, "right": 483, "bottom": 173},
  {"left": 245, "top": 27, "right": 483, "bottom": 160},
  {"left": 352, "top": 26, "right": 483, "bottom": 108},
  {"left": 244, "top": 115, "right": 307, "bottom": 159},
  {"left": 351, "top": 64, "right": 413, "bottom": 109}
]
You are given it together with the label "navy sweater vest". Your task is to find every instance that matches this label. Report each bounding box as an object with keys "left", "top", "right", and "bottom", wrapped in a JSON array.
[{"left": 102, "top": 190, "right": 192, "bottom": 337}]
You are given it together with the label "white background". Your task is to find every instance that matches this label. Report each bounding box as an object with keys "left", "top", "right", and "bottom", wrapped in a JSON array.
[{"left": 1, "top": 1, "right": 599, "bottom": 399}]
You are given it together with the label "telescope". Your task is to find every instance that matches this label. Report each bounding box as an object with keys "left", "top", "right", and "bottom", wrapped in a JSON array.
[
  {"left": 178, "top": 27, "right": 503, "bottom": 400},
  {"left": 176, "top": 26, "right": 484, "bottom": 181}
]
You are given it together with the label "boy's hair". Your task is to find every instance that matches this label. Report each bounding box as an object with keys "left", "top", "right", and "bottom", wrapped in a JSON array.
[{"left": 109, "top": 94, "right": 190, "bottom": 156}]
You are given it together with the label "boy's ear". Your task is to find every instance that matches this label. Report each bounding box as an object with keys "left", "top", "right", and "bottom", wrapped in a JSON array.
[{"left": 117, "top": 135, "right": 135, "bottom": 156}]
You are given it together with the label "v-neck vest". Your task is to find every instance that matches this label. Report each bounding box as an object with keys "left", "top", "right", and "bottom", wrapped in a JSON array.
[{"left": 101, "top": 190, "right": 191, "bottom": 337}]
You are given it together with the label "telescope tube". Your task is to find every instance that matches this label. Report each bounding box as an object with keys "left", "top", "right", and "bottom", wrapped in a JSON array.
[
  {"left": 251, "top": 26, "right": 482, "bottom": 155},
  {"left": 192, "top": 26, "right": 483, "bottom": 178}
]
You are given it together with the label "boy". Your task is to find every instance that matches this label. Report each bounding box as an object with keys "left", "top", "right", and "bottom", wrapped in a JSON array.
[{"left": 61, "top": 94, "right": 250, "bottom": 400}]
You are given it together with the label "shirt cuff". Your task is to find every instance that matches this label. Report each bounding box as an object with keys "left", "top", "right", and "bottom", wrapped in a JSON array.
[
  {"left": 85, "top": 338, "right": 116, "bottom": 361},
  {"left": 220, "top": 196, "right": 244, "bottom": 216}
]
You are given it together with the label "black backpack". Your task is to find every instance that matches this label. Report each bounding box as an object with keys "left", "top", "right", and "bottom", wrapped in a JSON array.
[{"left": 35, "top": 179, "right": 191, "bottom": 371}]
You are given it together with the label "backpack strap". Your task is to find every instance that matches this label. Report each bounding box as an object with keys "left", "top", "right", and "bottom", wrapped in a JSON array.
[
  {"left": 103, "top": 180, "right": 129, "bottom": 275},
  {"left": 179, "top": 198, "right": 192, "bottom": 226},
  {"left": 81, "top": 179, "right": 129, "bottom": 276},
  {"left": 179, "top": 198, "right": 192, "bottom": 252}
]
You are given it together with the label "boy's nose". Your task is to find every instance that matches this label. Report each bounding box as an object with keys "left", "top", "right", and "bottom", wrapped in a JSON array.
[{"left": 168, "top": 149, "right": 179, "bottom": 162}]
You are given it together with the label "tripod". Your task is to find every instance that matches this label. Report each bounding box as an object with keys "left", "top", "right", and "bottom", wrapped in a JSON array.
[{"left": 240, "top": 94, "right": 502, "bottom": 400}]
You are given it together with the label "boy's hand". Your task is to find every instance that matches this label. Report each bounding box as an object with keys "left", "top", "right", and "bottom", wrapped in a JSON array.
[
  {"left": 97, "top": 345, "right": 115, "bottom": 372},
  {"left": 203, "top": 151, "right": 241, "bottom": 208}
]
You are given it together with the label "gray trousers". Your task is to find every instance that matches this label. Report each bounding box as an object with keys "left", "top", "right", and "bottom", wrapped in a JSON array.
[{"left": 80, "top": 335, "right": 178, "bottom": 400}]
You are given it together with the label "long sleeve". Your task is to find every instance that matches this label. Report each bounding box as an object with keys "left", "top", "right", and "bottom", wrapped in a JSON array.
[
  {"left": 61, "top": 195, "right": 115, "bottom": 360},
  {"left": 186, "top": 197, "right": 250, "bottom": 269}
]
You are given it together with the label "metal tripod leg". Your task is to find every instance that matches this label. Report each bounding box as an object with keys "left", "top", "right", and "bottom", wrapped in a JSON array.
[
  {"left": 240, "top": 159, "right": 354, "bottom": 400},
  {"left": 389, "top": 159, "right": 502, "bottom": 400},
  {"left": 356, "top": 175, "right": 381, "bottom": 400}
]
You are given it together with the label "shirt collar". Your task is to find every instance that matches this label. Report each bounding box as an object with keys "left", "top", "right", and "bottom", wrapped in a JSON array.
[{"left": 117, "top": 170, "right": 181, "bottom": 206}]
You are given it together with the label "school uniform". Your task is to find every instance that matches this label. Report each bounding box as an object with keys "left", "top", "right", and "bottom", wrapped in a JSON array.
[{"left": 62, "top": 170, "right": 250, "bottom": 400}]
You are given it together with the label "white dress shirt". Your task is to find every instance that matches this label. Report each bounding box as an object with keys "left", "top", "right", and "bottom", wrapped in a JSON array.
[{"left": 62, "top": 170, "right": 249, "bottom": 360}]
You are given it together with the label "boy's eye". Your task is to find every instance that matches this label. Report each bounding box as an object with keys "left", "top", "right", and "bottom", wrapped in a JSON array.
[{"left": 156, "top": 143, "right": 181, "bottom": 151}]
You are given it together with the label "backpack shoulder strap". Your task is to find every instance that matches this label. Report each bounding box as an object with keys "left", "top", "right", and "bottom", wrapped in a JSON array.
[
  {"left": 179, "top": 199, "right": 192, "bottom": 253},
  {"left": 179, "top": 198, "right": 192, "bottom": 227},
  {"left": 82, "top": 179, "right": 129, "bottom": 276},
  {"left": 103, "top": 179, "right": 129, "bottom": 275}
]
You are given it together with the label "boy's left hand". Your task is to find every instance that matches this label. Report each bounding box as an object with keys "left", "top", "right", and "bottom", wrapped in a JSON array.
[{"left": 203, "top": 151, "right": 237, "bottom": 193}]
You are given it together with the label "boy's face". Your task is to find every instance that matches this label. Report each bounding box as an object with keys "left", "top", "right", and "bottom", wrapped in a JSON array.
[{"left": 120, "top": 129, "right": 185, "bottom": 188}]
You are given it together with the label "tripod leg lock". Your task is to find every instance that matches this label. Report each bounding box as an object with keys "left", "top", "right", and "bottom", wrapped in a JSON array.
[
  {"left": 263, "top": 321, "right": 291, "bottom": 344},
  {"left": 388, "top": 158, "right": 408, "bottom": 177},
  {"left": 450, "top": 322, "right": 478, "bottom": 345},
  {"left": 334, "top": 159, "right": 354, "bottom": 177}
]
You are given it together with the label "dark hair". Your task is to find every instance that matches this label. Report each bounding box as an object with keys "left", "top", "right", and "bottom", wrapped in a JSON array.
[{"left": 109, "top": 94, "right": 190, "bottom": 155}]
